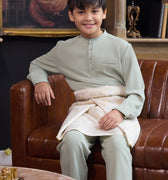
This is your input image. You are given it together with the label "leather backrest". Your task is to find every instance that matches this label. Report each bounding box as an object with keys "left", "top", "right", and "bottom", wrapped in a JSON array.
[{"left": 138, "top": 60, "right": 168, "bottom": 119}]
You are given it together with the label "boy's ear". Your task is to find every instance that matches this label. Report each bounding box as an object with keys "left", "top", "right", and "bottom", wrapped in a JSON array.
[
  {"left": 68, "top": 10, "right": 75, "bottom": 22},
  {"left": 103, "top": 8, "right": 107, "bottom": 20}
]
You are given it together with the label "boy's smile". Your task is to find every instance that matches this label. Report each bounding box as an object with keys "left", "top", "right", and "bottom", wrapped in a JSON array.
[{"left": 68, "top": 6, "right": 107, "bottom": 39}]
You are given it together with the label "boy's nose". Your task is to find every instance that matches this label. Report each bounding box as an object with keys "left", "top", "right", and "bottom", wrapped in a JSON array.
[{"left": 85, "top": 13, "right": 92, "bottom": 21}]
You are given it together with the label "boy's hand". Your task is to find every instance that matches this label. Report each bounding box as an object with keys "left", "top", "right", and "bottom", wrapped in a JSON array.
[
  {"left": 34, "top": 82, "right": 55, "bottom": 106},
  {"left": 99, "top": 110, "right": 124, "bottom": 130}
]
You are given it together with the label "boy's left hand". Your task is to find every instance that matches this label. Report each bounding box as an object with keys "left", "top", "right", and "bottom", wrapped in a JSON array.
[{"left": 99, "top": 110, "right": 124, "bottom": 130}]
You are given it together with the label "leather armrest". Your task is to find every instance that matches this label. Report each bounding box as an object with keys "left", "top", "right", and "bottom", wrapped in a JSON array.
[
  {"left": 132, "top": 118, "right": 168, "bottom": 169},
  {"left": 10, "top": 74, "right": 75, "bottom": 166}
]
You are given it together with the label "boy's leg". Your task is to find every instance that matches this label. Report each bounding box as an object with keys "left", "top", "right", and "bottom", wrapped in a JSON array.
[
  {"left": 100, "top": 135, "right": 132, "bottom": 180},
  {"left": 57, "top": 130, "right": 97, "bottom": 180}
]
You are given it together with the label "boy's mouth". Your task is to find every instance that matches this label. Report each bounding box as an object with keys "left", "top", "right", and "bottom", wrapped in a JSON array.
[{"left": 83, "top": 24, "right": 95, "bottom": 28}]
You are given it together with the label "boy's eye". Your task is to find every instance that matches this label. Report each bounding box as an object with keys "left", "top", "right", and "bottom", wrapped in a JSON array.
[
  {"left": 92, "top": 9, "right": 99, "bottom": 13},
  {"left": 93, "top": 10, "right": 98, "bottom": 13},
  {"left": 77, "top": 10, "right": 84, "bottom": 14}
]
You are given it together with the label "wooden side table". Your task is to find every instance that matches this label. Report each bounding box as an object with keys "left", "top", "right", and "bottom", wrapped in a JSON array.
[{"left": 0, "top": 166, "right": 75, "bottom": 180}]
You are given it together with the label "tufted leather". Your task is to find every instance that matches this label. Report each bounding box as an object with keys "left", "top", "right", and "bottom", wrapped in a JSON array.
[{"left": 10, "top": 60, "right": 168, "bottom": 180}]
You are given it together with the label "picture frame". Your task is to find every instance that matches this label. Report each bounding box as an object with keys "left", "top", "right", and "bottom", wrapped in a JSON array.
[
  {"left": 0, "top": 0, "right": 115, "bottom": 37},
  {"left": 0, "top": 0, "right": 80, "bottom": 37}
]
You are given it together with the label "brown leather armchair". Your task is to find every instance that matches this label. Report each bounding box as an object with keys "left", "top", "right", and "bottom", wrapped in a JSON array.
[{"left": 10, "top": 60, "right": 168, "bottom": 180}]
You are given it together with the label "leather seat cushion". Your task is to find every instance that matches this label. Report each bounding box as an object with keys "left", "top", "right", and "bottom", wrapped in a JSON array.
[
  {"left": 27, "top": 123, "right": 60, "bottom": 159},
  {"left": 27, "top": 123, "right": 104, "bottom": 164}
]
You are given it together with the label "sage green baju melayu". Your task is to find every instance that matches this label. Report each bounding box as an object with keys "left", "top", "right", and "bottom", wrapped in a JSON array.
[{"left": 27, "top": 31, "right": 145, "bottom": 180}]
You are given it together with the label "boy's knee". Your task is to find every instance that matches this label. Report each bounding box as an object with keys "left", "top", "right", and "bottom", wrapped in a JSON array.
[
  {"left": 57, "top": 131, "right": 89, "bottom": 153},
  {"left": 63, "top": 131, "right": 85, "bottom": 145},
  {"left": 102, "top": 135, "right": 130, "bottom": 155}
]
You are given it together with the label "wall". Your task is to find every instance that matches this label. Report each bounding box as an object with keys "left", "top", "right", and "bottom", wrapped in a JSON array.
[{"left": 0, "top": 35, "right": 68, "bottom": 149}]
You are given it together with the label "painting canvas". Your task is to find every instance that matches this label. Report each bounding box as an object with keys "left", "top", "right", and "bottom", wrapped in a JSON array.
[
  {"left": 0, "top": 0, "right": 114, "bottom": 37},
  {"left": 1, "top": 0, "right": 79, "bottom": 37}
]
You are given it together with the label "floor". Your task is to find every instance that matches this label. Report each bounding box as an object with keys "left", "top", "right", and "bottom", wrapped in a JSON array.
[{"left": 0, "top": 150, "right": 12, "bottom": 166}]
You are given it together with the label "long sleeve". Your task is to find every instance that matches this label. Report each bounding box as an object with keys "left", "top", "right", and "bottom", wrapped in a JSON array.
[
  {"left": 27, "top": 42, "right": 61, "bottom": 85},
  {"left": 114, "top": 44, "right": 145, "bottom": 119}
]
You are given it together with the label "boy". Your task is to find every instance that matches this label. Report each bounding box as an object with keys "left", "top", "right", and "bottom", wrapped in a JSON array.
[{"left": 27, "top": 0, "right": 145, "bottom": 180}]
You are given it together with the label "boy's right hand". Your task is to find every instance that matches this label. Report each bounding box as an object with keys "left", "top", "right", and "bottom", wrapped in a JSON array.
[{"left": 34, "top": 82, "right": 55, "bottom": 106}]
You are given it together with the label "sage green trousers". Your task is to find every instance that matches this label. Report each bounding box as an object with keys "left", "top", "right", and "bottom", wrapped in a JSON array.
[{"left": 57, "top": 131, "right": 132, "bottom": 180}]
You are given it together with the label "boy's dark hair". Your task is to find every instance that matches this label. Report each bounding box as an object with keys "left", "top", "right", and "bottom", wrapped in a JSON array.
[{"left": 68, "top": 0, "right": 107, "bottom": 12}]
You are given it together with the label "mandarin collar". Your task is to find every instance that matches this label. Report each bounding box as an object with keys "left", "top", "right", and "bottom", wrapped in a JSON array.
[{"left": 78, "top": 30, "right": 107, "bottom": 42}]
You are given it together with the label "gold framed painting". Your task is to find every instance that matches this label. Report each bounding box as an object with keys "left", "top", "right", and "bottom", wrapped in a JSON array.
[
  {"left": 0, "top": 0, "right": 115, "bottom": 37},
  {"left": 0, "top": 0, "right": 80, "bottom": 37}
]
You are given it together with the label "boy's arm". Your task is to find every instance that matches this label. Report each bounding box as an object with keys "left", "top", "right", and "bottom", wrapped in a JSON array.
[
  {"left": 114, "top": 43, "right": 145, "bottom": 119},
  {"left": 27, "top": 43, "right": 61, "bottom": 85},
  {"left": 27, "top": 42, "right": 61, "bottom": 105},
  {"left": 99, "top": 44, "right": 144, "bottom": 130}
]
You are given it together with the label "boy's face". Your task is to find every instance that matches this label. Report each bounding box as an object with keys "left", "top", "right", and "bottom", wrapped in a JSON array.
[{"left": 68, "top": 5, "right": 107, "bottom": 39}]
